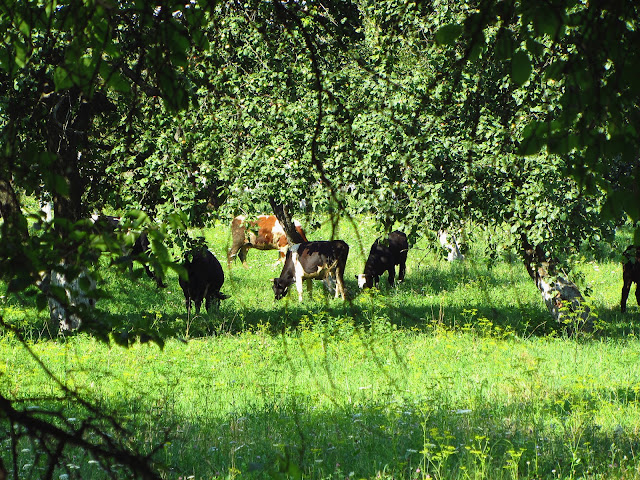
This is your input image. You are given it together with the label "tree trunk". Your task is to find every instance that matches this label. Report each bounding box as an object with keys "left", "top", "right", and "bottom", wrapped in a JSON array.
[
  {"left": 0, "top": 176, "right": 35, "bottom": 289},
  {"left": 521, "top": 236, "right": 593, "bottom": 333},
  {"left": 269, "top": 198, "right": 306, "bottom": 244},
  {"left": 48, "top": 262, "right": 97, "bottom": 331},
  {"left": 44, "top": 90, "right": 113, "bottom": 331}
]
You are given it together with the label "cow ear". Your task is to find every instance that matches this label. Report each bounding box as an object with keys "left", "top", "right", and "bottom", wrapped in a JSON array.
[{"left": 271, "top": 278, "right": 275, "bottom": 283}]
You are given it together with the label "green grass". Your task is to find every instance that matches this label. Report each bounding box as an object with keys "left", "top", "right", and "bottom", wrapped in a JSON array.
[{"left": 2, "top": 217, "right": 640, "bottom": 479}]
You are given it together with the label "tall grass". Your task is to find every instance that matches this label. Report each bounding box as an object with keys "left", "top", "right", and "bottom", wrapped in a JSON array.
[{"left": 1, "top": 217, "right": 640, "bottom": 479}]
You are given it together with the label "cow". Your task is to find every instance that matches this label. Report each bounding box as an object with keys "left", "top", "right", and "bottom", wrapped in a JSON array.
[
  {"left": 179, "top": 247, "right": 229, "bottom": 315},
  {"left": 272, "top": 240, "right": 349, "bottom": 302},
  {"left": 438, "top": 229, "right": 464, "bottom": 261},
  {"left": 227, "top": 215, "right": 308, "bottom": 267},
  {"left": 621, "top": 245, "right": 640, "bottom": 313},
  {"left": 130, "top": 231, "right": 166, "bottom": 288},
  {"left": 356, "top": 231, "right": 408, "bottom": 289},
  {"left": 90, "top": 214, "right": 166, "bottom": 287}
]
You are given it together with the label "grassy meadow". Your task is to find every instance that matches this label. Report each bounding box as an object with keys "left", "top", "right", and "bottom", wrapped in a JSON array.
[{"left": 2, "top": 217, "right": 640, "bottom": 480}]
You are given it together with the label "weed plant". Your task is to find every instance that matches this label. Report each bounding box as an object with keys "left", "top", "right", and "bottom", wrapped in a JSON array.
[{"left": 1, "top": 218, "right": 640, "bottom": 479}]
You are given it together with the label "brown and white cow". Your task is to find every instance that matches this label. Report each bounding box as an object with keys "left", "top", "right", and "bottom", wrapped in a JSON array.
[
  {"left": 621, "top": 245, "right": 640, "bottom": 313},
  {"left": 227, "top": 215, "right": 308, "bottom": 267},
  {"left": 272, "top": 240, "right": 349, "bottom": 302}
]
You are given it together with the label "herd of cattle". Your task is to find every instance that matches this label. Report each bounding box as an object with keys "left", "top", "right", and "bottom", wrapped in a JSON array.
[
  {"left": 99, "top": 214, "right": 640, "bottom": 316},
  {"left": 159, "top": 214, "right": 407, "bottom": 315}
]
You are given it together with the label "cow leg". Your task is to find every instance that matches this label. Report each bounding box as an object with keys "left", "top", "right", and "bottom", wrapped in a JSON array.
[
  {"left": 294, "top": 276, "right": 305, "bottom": 302},
  {"left": 184, "top": 294, "right": 191, "bottom": 317},
  {"left": 227, "top": 244, "right": 240, "bottom": 268},
  {"left": 238, "top": 246, "right": 250, "bottom": 268},
  {"left": 155, "top": 273, "right": 167, "bottom": 289},
  {"left": 324, "top": 274, "right": 336, "bottom": 296},
  {"left": 622, "top": 278, "right": 632, "bottom": 313},
  {"left": 143, "top": 263, "right": 154, "bottom": 280},
  {"left": 335, "top": 271, "right": 345, "bottom": 300},
  {"left": 305, "top": 278, "right": 313, "bottom": 300},
  {"left": 635, "top": 283, "right": 640, "bottom": 309},
  {"left": 398, "top": 259, "right": 406, "bottom": 282},
  {"left": 206, "top": 295, "right": 217, "bottom": 313},
  {"left": 145, "top": 264, "right": 166, "bottom": 288},
  {"left": 387, "top": 266, "right": 396, "bottom": 286},
  {"left": 275, "top": 248, "right": 287, "bottom": 265}
]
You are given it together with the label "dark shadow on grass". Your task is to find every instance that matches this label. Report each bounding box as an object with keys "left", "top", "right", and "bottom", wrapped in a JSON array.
[{"left": 6, "top": 255, "right": 640, "bottom": 343}]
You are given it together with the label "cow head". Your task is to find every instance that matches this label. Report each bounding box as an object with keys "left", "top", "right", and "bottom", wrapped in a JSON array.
[{"left": 272, "top": 278, "right": 290, "bottom": 300}]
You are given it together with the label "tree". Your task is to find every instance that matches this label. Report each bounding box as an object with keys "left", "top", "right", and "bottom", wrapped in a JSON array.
[{"left": 0, "top": 1, "right": 204, "bottom": 476}]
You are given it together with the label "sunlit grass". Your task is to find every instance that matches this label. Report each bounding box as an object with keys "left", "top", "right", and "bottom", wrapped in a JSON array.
[{"left": 2, "top": 218, "right": 640, "bottom": 479}]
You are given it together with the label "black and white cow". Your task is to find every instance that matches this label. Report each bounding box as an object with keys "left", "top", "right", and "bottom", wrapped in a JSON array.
[
  {"left": 272, "top": 240, "right": 349, "bottom": 301},
  {"left": 356, "top": 231, "right": 408, "bottom": 289},
  {"left": 621, "top": 245, "right": 640, "bottom": 313},
  {"left": 179, "top": 248, "right": 228, "bottom": 315}
]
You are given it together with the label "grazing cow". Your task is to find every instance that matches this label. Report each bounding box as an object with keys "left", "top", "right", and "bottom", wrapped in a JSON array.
[
  {"left": 272, "top": 240, "right": 349, "bottom": 301},
  {"left": 356, "top": 231, "right": 408, "bottom": 289},
  {"left": 227, "top": 215, "right": 308, "bottom": 267},
  {"left": 91, "top": 215, "right": 166, "bottom": 288},
  {"left": 130, "top": 231, "right": 166, "bottom": 288},
  {"left": 179, "top": 248, "right": 229, "bottom": 315},
  {"left": 438, "top": 229, "right": 464, "bottom": 261},
  {"left": 621, "top": 245, "right": 640, "bottom": 313}
]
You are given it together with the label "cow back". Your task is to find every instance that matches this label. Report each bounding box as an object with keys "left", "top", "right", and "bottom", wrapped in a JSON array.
[
  {"left": 623, "top": 245, "right": 640, "bottom": 280},
  {"left": 388, "top": 231, "right": 409, "bottom": 256},
  {"left": 294, "top": 240, "right": 348, "bottom": 274}
]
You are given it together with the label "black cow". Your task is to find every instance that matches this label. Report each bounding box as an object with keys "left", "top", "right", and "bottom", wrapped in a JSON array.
[
  {"left": 91, "top": 215, "right": 166, "bottom": 288},
  {"left": 179, "top": 248, "right": 229, "bottom": 315},
  {"left": 356, "top": 231, "right": 408, "bottom": 289},
  {"left": 621, "top": 245, "right": 640, "bottom": 313},
  {"left": 272, "top": 240, "right": 349, "bottom": 301},
  {"left": 130, "top": 231, "right": 166, "bottom": 288}
]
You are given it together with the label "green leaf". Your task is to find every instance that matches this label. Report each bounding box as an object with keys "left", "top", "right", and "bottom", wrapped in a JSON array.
[
  {"left": 45, "top": 0, "right": 57, "bottom": 18},
  {"left": 535, "top": 10, "right": 561, "bottom": 37},
  {"left": 13, "top": 38, "right": 29, "bottom": 68},
  {"left": 545, "top": 60, "right": 566, "bottom": 80},
  {"left": 52, "top": 174, "right": 70, "bottom": 196},
  {"left": 0, "top": 47, "right": 10, "bottom": 72},
  {"left": 495, "top": 28, "right": 514, "bottom": 60},
  {"left": 36, "top": 293, "right": 48, "bottom": 311},
  {"left": 435, "top": 24, "right": 462, "bottom": 46},
  {"left": 518, "top": 121, "right": 546, "bottom": 156},
  {"left": 106, "top": 70, "right": 131, "bottom": 93},
  {"left": 18, "top": 20, "right": 31, "bottom": 39},
  {"left": 54, "top": 66, "right": 74, "bottom": 90},
  {"left": 526, "top": 38, "right": 545, "bottom": 57},
  {"left": 547, "top": 134, "right": 578, "bottom": 155},
  {"left": 511, "top": 50, "right": 532, "bottom": 86}
]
